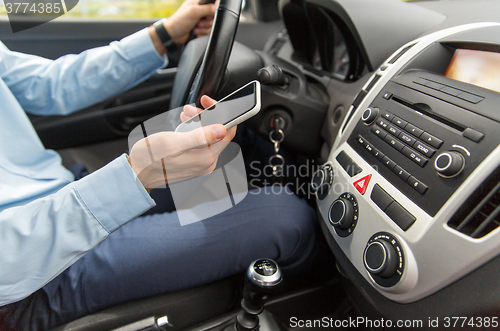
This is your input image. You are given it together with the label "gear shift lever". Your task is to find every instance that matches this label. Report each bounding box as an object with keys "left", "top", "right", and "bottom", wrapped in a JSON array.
[{"left": 235, "top": 259, "right": 283, "bottom": 331}]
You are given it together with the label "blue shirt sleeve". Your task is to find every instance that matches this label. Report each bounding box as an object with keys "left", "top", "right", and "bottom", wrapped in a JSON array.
[
  {"left": 0, "top": 28, "right": 168, "bottom": 115},
  {"left": 0, "top": 28, "right": 163, "bottom": 306},
  {"left": 0, "top": 155, "right": 155, "bottom": 306}
]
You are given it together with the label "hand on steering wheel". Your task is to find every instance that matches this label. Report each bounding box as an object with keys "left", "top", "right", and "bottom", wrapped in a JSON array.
[
  {"left": 164, "top": 0, "right": 218, "bottom": 45},
  {"left": 170, "top": 0, "right": 243, "bottom": 109}
]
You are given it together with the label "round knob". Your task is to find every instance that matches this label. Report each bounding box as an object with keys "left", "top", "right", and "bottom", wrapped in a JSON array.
[
  {"left": 434, "top": 151, "right": 464, "bottom": 178},
  {"left": 311, "top": 165, "right": 333, "bottom": 200},
  {"left": 329, "top": 198, "right": 354, "bottom": 230},
  {"left": 361, "top": 107, "right": 379, "bottom": 124},
  {"left": 363, "top": 239, "right": 398, "bottom": 278}
]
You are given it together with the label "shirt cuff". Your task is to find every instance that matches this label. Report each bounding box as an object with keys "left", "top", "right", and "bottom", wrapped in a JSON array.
[
  {"left": 112, "top": 28, "right": 169, "bottom": 76},
  {"left": 75, "top": 154, "right": 156, "bottom": 233}
]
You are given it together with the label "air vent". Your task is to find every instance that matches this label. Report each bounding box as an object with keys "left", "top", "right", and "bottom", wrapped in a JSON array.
[{"left": 448, "top": 167, "right": 500, "bottom": 238}]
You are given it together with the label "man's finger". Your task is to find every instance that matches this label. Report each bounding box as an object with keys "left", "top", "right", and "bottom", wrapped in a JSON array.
[
  {"left": 176, "top": 124, "right": 227, "bottom": 152},
  {"left": 194, "top": 27, "right": 213, "bottom": 37},
  {"left": 200, "top": 95, "right": 217, "bottom": 109},
  {"left": 195, "top": 2, "right": 217, "bottom": 19},
  {"left": 181, "top": 104, "right": 202, "bottom": 122}
]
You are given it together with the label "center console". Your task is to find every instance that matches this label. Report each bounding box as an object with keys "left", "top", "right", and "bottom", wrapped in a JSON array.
[{"left": 314, "top": 23, "right": 500, "bottom": 303}]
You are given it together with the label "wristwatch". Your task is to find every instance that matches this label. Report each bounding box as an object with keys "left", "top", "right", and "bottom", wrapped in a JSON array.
[{"left": 153, "top": 18, "right": 181, "bottom": 53}]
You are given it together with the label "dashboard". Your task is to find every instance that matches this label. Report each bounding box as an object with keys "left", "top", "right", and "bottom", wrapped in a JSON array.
[
  {"left": 271, "top": 0, "right": 500, "bottom": 324},
  {"left": 316, "top": 21, "right": 500, "bottom": 302}
]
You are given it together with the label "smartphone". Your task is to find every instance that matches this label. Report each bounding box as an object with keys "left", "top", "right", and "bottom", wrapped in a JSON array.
[{"left": 175, "top": 81, "right": 261, "bottom": 132}]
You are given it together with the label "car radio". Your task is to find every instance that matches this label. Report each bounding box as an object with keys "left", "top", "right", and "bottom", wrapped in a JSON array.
[
  {"left": 315, "top": 22, "right": 500, "bottom": 303},
  {"left": 348, "top": 71, "right": 500, "bottom": 219}
]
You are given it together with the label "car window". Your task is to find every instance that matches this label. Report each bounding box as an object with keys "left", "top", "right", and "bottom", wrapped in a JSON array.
[{"left": 0, "top": 0, "right": 183, "bottom": 19}]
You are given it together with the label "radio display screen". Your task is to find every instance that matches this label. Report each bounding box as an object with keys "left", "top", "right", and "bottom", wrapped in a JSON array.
[{"left": 445, "top": 49, "right": 500, "bottom": 93}]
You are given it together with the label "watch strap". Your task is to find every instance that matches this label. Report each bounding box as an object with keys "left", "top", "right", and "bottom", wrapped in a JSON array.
[{"left": 153, "top": 19, "right": 180, "bottom": 53}]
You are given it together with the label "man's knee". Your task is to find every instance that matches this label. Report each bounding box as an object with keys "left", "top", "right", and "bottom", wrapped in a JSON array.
[{"left": 242, "top": 187, "right": 317, "bottom": 261}]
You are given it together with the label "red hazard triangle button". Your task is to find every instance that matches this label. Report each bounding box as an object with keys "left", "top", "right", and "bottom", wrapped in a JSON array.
[{"left": 353, "top": 174, "right": 372, "bottom": 195}]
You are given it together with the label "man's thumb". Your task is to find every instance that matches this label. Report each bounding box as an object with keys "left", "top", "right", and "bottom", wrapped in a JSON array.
[{"left": 209, "top": 124, "right": 226, "bottom": 141}]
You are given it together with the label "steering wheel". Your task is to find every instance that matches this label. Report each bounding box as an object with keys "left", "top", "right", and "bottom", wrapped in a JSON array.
[{"left": 169, "top": 0, "right": 243, "bottom": 109}]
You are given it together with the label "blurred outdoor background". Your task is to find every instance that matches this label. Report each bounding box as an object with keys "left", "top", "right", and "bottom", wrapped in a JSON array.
[{"left": 0, "top": 0, "right": 184, "bottom": 18}]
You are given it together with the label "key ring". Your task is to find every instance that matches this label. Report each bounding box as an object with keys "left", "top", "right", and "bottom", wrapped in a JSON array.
[
  {"left": 269, "top": 129, "right": 284, "bottom": 144},
  {"left": 269, "top": 154, "right": 285, "bottom": 167}
]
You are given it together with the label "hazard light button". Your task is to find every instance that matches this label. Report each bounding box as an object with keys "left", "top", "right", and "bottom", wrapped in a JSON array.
[{"left": 353, "top": 174, "right": 372, "bottom": 195}]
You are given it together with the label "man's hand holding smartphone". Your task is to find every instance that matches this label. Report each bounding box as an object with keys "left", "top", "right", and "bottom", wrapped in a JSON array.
[
  {"left": 127, "top": 81, "right": 259, "bottom": 190},
  {"left": 127, "top": 95, "right": 236, "bottom": 190},
  {"left": 176, "top": 81, "right": 261, "bottom": 132}
]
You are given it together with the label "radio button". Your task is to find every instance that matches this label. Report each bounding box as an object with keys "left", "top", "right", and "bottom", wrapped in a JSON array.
[
  {"left": 413, "top": 141, "right": 435, "bottom": 158},
  {"left": 381, "top": 111, "right": 394, "bottom": 121},
  {"left": 398, "top": 132, "right": 416, "bottom": 146},
  {"left": 371, "top": 148, "right": 384, "bottom": 161},
  {"left": 382, "top": 156, "right": 397, "bottom": 170},
  {"left": 392, "top": 116, "right": 408, "bottom": 129},
  {"left": 387, "top": 124, "right": 401, "bottom": 137},
  {"left": 393, "top": 166, "right": 410, "bottom": 182},
  {"left": 420, "top": 132, "right": 443, "bottom": 149},
  {"left": 404, "top": 123, "right": 423, "bottom": 138},
  {"left": 407, "top": 176, "right": 428, "bottom": 195},
  {"left": 402, "top": 147, "right": 428, "bottom": 167},
  {"left": 376, "top": 118, "right": 389, "bottom": 129},
  {"left": 371, "top": 125, "right": 387, "bottom": 139},
  {"left": 384, "top": 135, "right": 405, "bottom": 151}
]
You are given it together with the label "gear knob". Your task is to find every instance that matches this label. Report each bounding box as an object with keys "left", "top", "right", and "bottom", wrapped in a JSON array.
[{"left": 243, "top": 259, "right": 283, "bottom": 312}]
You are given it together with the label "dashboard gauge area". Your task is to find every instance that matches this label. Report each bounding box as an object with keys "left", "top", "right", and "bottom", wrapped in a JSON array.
[
  {"left": 331, "top": 23, "right": 350, "bottom": 79},
  {"left": 281, "top": 1, "right": 367, "bottom": 82},
  {"left": 298, "top": 3, "right": 361, "bottom": 81}
]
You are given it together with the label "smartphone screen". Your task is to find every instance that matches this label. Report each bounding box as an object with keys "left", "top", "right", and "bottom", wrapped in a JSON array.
[{"left": 176, "top": 81, "right": 260, "bottom": 132}]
